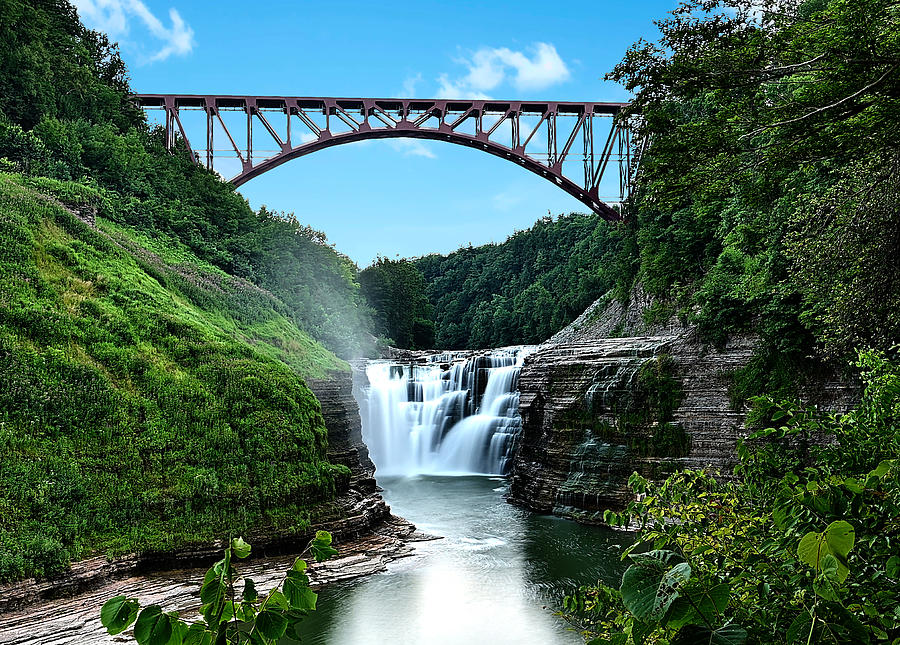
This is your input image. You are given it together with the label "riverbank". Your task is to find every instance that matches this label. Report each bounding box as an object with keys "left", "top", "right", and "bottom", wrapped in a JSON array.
[{"left": 0, "top": 506, "right": 437, "bottom": 644}]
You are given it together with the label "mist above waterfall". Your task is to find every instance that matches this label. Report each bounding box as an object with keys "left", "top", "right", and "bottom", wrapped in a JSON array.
[{"left": 359, "top": 348, "right": 534, "bottom": 476}]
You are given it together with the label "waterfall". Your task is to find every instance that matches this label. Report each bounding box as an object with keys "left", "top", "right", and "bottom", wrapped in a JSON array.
[{"left": 360, "top": 348, "right": 532, "bottom": 476}]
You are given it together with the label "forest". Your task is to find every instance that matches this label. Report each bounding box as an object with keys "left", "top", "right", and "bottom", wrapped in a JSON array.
[
  {"left": 558, "top": 0, "right": 900, "bottom": 642},
  {"left": 359, "top": 214, "right": 629, "bottom": 349}
]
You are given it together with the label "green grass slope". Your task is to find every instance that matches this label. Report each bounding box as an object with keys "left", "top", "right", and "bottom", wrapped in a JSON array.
[{"left": 0, "top": 173, "right": 349, "bottom": 582}]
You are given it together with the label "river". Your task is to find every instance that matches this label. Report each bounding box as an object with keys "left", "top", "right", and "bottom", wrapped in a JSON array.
[{"left": 298, "top": 474, "right": 629, "bottom": 644}]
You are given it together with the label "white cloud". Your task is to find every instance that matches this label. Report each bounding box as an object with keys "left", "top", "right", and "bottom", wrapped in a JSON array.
[
  {"left": 438, "top": 42, "right": 571, "bottom": 98},
  {"left": 436, "top": 74, "right": 492, "bottom": 100},
  {"left": 72, "top": 0, "right": 195, "bottom": 63},
  {"left": 388, "top": 139, "right": 436, "bottom": 159},
  {"left": 401, "top": 74, "right": 423, "bottom": 98}
]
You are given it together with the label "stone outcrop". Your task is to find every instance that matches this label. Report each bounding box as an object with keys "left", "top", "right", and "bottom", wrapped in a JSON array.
[
  {"left": 546, "top": 283, "right": 684, "bottom": 345},
  {"left": 508, "top": 333, "right": 754, "bottom": 521},
  {"left": 308, "top": 371, "right": 377, "bottom": 493},
  {"left": 0, "top": 369, "right": 404, "bottom": 617},
  {"left": 508, "top": 288, "right": 852, "bottom": 523},
  {"left": 0, "top": 516, "right": 438, "bottom": 645}
]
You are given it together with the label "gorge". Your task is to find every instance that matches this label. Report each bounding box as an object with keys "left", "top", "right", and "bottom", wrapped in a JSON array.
[{"left": 3, "top": 1, "right": 899, "bottom": 643}]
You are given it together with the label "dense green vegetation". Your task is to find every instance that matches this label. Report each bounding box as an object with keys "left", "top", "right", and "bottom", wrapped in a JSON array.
[
  {"left": 568, "top": 351, "right": 900, "bottom": 644},
  {"left": 0, "top": 174, "right": 349, "bottom": 581},
  {"left": 562, "top": 0, "right": 900, "bottom": 642},
  {"left": 361, "top": 213, "right": 630, "bottom": 349},
  {"left": 608, "top": 0, "right": 900, "bottom": 387},
  {"left": 0, "top": 0, "right": 371, "bottom": 583},
  {"left": 358, "top": 257, "right": 434, "bottom": 349},
  {"left": 0, "top": 0, "right": 372, "bottom": 359}
]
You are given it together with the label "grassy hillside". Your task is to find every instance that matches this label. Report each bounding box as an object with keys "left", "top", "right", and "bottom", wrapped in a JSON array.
[{"left": 0, "top": 173, "right": 348, "bottom": 581}]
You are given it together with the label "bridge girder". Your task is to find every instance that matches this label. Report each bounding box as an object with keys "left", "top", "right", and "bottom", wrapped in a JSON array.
[{"left": 134, "top": 94, "right": 635, "bottom": 220}]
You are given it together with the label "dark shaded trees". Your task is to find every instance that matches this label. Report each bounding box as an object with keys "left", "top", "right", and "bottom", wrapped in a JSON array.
[
  {"left": 359, "top": 258, "right": 434, "bottom": 349},
  {"left": 609, "top": 0, "right": 900, "bottom": 369}
]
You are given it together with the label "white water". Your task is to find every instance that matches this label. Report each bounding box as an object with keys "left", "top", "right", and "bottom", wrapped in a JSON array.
[{"left": 362, "top": 348, "right": 533, "bottom": 476}]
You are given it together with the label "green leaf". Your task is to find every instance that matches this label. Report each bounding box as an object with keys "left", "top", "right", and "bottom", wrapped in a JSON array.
[
  {"left": 843, "top": 477, "right": 864, "bottom": 494},
  {"left": 797, "top": 520, "right": 855, "bottom": 582},
  {"left": 168, "top": 618, "right": 187, "bottom": 645},
  {"left": 284, "top": 574, "right": 318, "bottom": 612},
  {"left": 820, "top": 554, "right": 840, "bottom": 582},
  {"left": 266, "top": 589, "right": 290, "bottom": 610},
  {"left": 813, "top": 555, "right": 840, "bottom": 600},
  {"left": 666, "top": 583, "right": 730, "bottom": 628},
  {"left": 291, "top": 558, "right": 307, "bottom": 572},
  {"left": 100, "top": 595, "right": 139, "bottom": 635},
  {"left": 786, "top": 613, "right": 812, "bottom": 644},
  {"left": 256, "top": 610, "right": 288, "bottom": 640},
  {"left": 200, "top": 573, "right": 226, "bottom": 606},
  {"left": 813, "top": 577, "right": 838, "bottom": 601},
  {"left": 673, "top": 623, "right": 747, "bottom": 645},
  {"left": 242, "top": 578, "right": 258, "bottom": 602},
  {"left": 621, "top": 550, "right": 691, "bottom": 622},
  {"left": 886, "top": 556, "right": 900, "bottom": 578},
  {"left": 231, "top": 537, "right": 252, "bottom": 559},
  {"left": 310, "top": 531, "right": 338, "bottom": 562},
  {"left": 134, "top": 606, "right": 173, "bottom": 645},
  {"left": 631, "top": 620, "right": 653, "bottom": 645},
  {"left": 182, "top": 624, "right": 212, "bottom": 645},
  {"left": 868, "top": 460, "right": 894, "bottom": 478}
]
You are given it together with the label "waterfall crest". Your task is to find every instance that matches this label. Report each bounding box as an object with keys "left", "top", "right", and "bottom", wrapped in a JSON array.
[{"left": 360, "top": 348, "right": 532, "bottom": 476}]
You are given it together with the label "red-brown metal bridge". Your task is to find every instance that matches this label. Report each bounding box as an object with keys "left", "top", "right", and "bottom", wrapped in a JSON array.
[{"left": 134, "top": 94, "right": 636, "bottom": 220}]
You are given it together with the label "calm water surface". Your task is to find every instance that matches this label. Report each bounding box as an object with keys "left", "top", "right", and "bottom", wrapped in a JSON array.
[{"left": 299, "top": 475, "right": 630, "bottom": 644}]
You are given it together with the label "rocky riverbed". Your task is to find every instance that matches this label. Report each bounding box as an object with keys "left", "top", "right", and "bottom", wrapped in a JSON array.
[{"left": 0, "top": 513, "right": 437, "bottom": 645}]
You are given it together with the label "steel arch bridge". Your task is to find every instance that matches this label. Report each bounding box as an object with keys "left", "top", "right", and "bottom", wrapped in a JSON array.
[{"left": 134, "top": 94, "right": 636, "bottom": 220}]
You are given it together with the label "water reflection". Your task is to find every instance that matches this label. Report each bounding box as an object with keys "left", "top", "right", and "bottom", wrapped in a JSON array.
[{"left": 300, "top": 476, "right": 630, "bottom": 644}]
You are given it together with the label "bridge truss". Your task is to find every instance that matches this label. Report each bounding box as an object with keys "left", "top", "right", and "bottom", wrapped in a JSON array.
[{"left": 134, "top": 94, "right": 636, "bottom": 220}]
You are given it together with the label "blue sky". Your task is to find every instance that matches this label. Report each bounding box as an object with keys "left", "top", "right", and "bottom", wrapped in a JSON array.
[{"left": 73, "top": 0, "right": 678, "bottom": 266}]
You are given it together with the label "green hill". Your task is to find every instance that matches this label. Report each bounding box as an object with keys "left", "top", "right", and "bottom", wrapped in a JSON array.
[
  {"left": 0, "top": 0, "right": 381, "bottom": 582},
  {"left": 0, "top": 173, "right": 351, "bottom": 581}
]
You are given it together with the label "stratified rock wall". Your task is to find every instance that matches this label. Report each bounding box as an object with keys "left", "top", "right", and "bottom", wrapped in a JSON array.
[
  {"left": 508, "top": 333, "right": 755, "bottom": 522},
  {"left": 509, "top": 282, "right": 854, "bottom": 523},
  {"left": 307, "top": 371, "right": 377, "bottom": 493}
]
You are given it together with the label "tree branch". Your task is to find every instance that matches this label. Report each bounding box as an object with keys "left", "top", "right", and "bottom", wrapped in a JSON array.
[{"left": 743, "top": 64, "right": 898, "bottom": 137}]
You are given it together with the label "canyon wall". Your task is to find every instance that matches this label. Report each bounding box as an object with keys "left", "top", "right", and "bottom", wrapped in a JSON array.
[
  {"left": 507, "top": 288, "right": 850, "bottom": 523},
  {"left": 507, "top": 333, "right": 754, "bottom": 521}
]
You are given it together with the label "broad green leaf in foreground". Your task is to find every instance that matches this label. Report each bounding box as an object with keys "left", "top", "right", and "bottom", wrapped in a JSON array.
[
  {"left": 797, "top": 521, "right": 855, "bottom": 582},
  {"left": 100, "top": 595, "right": 140, "bottom": 635}
]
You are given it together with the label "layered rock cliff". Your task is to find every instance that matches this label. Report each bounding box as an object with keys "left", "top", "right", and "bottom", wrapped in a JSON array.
[
  {"left": 507, "top": 333, "right": 754, "bottom": 521},
  {"left": 307, "top": 372, "right": 378, "bottom": 495},
  {"left": 508, "top": 286, "right": 853, "bottom": 523}
]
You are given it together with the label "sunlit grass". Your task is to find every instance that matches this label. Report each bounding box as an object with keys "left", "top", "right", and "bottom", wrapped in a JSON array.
[{"left": 0, "top": 174, "right": 350, "bottom": 581}]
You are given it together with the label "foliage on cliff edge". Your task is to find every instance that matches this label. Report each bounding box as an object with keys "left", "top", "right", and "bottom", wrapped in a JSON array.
[
  {"left": 566, "top": 350, "right": 900, "bottom": 644},
  {"left": 0, "top": 0, "right": 365, "bottom": 582},
  {"left": 0, "top": 174, "right": 352, "bottom": 582}
]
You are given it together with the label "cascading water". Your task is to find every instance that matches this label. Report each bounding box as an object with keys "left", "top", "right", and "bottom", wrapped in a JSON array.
[{"left": 360, "top": 348, "right": 532, "bottom": 476}]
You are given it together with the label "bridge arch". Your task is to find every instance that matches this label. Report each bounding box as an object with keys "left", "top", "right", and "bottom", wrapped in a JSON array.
[{"left": 134, "top": 95, "right": 635, "bottom": 220}]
